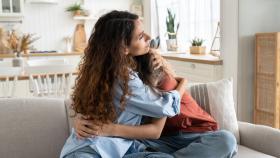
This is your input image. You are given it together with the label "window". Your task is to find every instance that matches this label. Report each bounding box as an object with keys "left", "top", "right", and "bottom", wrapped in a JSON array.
[{"left": 155, "top": 0, "right": 220, "bottom": 53}]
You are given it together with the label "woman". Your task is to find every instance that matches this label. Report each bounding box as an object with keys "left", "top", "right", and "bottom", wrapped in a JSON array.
[
  {"left": 60, "top": 10, "right": 186, "bottom": 158},
  {"left": 75, "top": 50, "right": 237, "bottom": 158}
]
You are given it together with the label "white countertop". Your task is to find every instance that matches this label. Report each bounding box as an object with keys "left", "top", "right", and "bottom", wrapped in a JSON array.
[{"left": 161, "top": 52, "right": 223, "bottom": 65}]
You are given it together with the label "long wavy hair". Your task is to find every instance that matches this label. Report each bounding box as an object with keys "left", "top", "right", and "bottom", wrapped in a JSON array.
[{"left": 72, "top": 11, "right": 138, "bottom": 123}]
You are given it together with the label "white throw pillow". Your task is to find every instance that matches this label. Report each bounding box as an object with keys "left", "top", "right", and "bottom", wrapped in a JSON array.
[{"left": 187, "top": 78, "right": 240, "bottom": 143}]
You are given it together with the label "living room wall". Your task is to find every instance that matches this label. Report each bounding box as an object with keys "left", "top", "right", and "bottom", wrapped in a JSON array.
[{"left": 238, "top": 0, "right": 280, "bottom": 122}]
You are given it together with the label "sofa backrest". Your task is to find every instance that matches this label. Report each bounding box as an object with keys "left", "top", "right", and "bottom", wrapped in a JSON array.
[{"left": 0, "top": 98, "right": 70, "bottom": 158}]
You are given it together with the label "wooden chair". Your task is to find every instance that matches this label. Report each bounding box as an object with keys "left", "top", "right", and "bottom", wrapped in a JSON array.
[
  {"left": 25, "top": 64, "right": 76, "bottom": 98},
  {"left": 0, "top": 67, "right": 22, "bottom": 98}
]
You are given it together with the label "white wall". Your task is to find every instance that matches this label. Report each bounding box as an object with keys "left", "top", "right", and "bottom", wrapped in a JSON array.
[
  {"left": 19, "top": 0, "right": 135, "bottom": 52},
  {"left": 220, "top": 0, "right": 239, "bottom": 115},
  {"left": 218, "top": 0, "right": 280, "bottom": 123},
  {"left": 21, "top": 0, "right": 76, "bottom": 52},
  {"left": 238, "top": 0, "right": 280, "bottom": 122}
]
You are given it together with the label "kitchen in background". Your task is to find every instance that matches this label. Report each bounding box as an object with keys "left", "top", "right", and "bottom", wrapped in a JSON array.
[
  {"left": 0, "top": 0, "right": 144, "bottom": 98},
  {"left": 0, "top": 0, "right": 144, "bottom": 54}
]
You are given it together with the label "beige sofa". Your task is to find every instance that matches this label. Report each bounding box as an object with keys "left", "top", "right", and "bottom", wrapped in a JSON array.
[{"left": 0, "top": 98, "right": 280, "bottom": 158}]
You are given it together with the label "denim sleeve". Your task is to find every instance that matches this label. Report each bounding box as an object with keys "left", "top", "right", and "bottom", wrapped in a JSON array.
[{"left": 114, "top": 74, "right": 181, "bottom": 118}]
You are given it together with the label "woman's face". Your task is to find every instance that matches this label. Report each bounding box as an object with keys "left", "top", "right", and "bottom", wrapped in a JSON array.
[{"left": 127, "top": 19, "right": 151, "bottom": 56}]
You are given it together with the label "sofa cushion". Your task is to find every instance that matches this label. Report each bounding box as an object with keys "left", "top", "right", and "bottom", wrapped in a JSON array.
[
  {"left": 0, "top": 98, "right": 70, "bottom": 158},
  {"left": 187, "top": 78, "right": 240, "bottom": 143},
  {"left": 235, "top": 145, "right": 276, "bottom": 158}
]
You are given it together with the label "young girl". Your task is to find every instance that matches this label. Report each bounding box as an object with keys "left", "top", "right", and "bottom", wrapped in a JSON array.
[
  {"left": 75, "top": 50, "right": 237, "bottom": 158},
  {"left": 60, "top": 10, "right": 187, "bottom": 158},
  {"left": 134, "top": 51, "right": 219, "bottom": 134}
]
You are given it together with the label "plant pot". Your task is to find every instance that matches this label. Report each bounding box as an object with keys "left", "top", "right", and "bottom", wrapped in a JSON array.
[
  {"left": 74, "top": 10, "right": 83, "bottom": 16},
  {"left": 166, "top": 39, "right": 178, "bottom": 51},
  {"left": 190, "top": 46, "right": 206, "bottom": 55}
]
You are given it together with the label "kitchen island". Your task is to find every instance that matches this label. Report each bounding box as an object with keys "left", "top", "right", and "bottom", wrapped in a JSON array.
[{"left": 0, "top": 52, "right": 82, "bottom": 58}]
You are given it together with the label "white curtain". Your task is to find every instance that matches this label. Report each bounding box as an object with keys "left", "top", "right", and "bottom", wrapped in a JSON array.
[{"left": 154, "top": 0, "right": 220, "bottom": 52}]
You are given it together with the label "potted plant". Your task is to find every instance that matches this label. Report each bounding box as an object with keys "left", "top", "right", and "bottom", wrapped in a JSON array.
[
  {"left": 190, "top": 38, "right": 206, "bottom": 55},
  {"left": 66, "top": 3, "right": 84, "bottom": 16},
  {"left": 7, "top": 31, "right": 39, "bottom": 67},
  {"left": 166, "top": 8, "right": 179, "bottom": 51}
]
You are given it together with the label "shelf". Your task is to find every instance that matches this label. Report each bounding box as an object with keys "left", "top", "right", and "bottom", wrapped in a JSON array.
[
  {"left": 161, "top": 52, "right": 223, "bottom": 65},
  {"left": 73, "top": 15, "right": 98, "bottom": 21},
  {"left": 0, "top": 13, "right": 24, "bottom": 17},
  {"left": 0, "top": 13, "right": 24, "bottom": 21},
  {"left": 73, "top": 15, "right": 143, "bottom": 21}
]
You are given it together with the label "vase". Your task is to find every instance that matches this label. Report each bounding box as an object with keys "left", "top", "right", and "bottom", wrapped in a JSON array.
[
  {"left": 166, "top": 39, "right": 178, "bottom": 51},
  {"left": 12, "top": 52, "right": 24, "bottom": 67}
]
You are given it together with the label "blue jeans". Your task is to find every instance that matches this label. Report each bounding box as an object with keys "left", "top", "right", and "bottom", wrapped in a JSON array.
[
  {"left": 64, "top": 130, "right": 237, "bottom": 158},
  {"left": 63, "top": 146, "right": 101, "bottom": 158},
  {"left": 64, "top": 146, "right": 172, "bottom": 158},
  {"left": 141, "top": 130, "right": 237, "bottom": 158}
]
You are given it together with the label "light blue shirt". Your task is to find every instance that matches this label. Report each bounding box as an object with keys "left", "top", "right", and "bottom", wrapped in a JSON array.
[{"left": 60, "top": 71, "right": 180, "bottom": 158}]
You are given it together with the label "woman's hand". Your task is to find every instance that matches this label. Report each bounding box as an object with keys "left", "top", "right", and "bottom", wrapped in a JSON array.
[
  {"left": 73, "top": 114, "right": 114, "bottom": 139},
  {"left": 74, "top": 114, "right": 95, "bottom": 139}
]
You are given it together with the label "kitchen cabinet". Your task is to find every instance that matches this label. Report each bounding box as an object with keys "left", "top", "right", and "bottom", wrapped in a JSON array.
[
  {"left": 0, "top": 0, "right": 24, "bottom": 18},
  {"left": 162, "top": 53, "right": 223, "bottom": 83},
  {"left": 165, "top": 59, "right": 223, "bottom": 83}
]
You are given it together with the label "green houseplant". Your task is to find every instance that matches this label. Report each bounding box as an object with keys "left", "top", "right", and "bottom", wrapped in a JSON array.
[
  {"left": 190, "top": 38, "right": 206, "bottom": 54},
  {"left": 66, "top": 3, "right": 84, "bottom": 16},
  {"left": 166, "top": 8, "right": 179, "bottom": 51}
]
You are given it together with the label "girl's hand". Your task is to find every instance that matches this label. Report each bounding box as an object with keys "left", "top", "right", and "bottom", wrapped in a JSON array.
[
  {"left": 150, "top": 49, "right": 163, "bottom": 70},
  {"left": 175, "top": 76, "right": 188, "bottom": 83},
  {"left": 174, "top": 77, "right": 188, "bottom": 97}
]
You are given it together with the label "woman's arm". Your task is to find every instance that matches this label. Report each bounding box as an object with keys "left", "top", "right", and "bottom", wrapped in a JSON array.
[
  {"left": 103, "top": 117, "right": 167, "bottom": 139},
  {"left": 74, "top": 115, "right": 167, "bottom": 139},
  {"left": 74, "top": 78, "right": 186, "bottom": 139}
]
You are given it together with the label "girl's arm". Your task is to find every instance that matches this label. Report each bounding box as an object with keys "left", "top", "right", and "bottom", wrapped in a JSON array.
[
  {"left": 175, "top": 77, "right": 187, "bottom": 97},
  {"left": 74, "top": 115, "right": 166, "bottom": 139}
]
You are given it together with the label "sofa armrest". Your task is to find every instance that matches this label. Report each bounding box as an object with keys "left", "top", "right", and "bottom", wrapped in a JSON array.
[{"left": 238, "top": 121, "right": 280, "bottom": 157}]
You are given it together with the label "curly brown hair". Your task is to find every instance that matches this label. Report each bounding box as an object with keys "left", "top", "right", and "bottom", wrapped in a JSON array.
[{"left": 72, "top": 11, "right": 139, "bottom": 123}]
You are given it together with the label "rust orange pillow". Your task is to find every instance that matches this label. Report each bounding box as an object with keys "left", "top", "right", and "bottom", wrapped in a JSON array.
[{"left": 158, "top": 74, "right": 218, "bottom": 134}]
